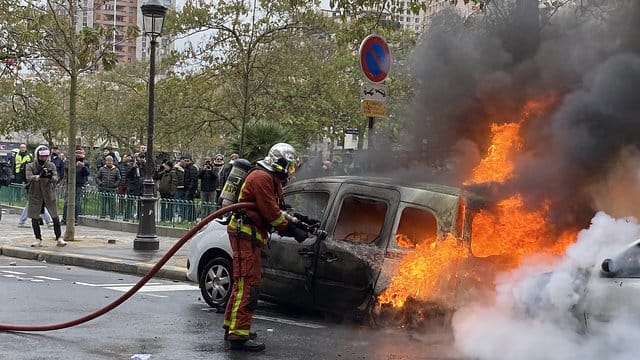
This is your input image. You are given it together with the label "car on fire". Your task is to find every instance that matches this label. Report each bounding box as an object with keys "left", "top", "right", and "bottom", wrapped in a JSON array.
[{"left": 186, "top": 176, "right": 489, "bottom": 318}]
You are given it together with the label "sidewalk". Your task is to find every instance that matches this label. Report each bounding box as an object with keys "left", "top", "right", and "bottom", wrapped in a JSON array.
[{"left": 0, "top": 209, "right": 192, "bottom": 282}]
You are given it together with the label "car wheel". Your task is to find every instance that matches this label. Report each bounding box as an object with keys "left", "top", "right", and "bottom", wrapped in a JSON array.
[{"left": 199, "top": 257, "right": 233, "bottom": 308}]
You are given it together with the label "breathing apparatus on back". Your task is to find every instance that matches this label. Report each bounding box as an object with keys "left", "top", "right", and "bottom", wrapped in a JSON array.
[{"left": 219, "top": 158, "right": 253, "bottom": 208}]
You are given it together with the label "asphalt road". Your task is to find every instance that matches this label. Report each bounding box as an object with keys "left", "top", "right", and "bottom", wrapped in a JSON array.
[{"left": 0, "top": 256, "right": 466, "bottom": 360}]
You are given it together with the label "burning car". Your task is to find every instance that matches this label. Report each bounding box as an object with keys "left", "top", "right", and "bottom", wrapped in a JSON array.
[{"left": 186, "top": 176, "right": 492, "bottom": 319}]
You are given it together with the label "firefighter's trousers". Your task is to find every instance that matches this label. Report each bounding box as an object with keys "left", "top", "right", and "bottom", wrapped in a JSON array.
[{"left": 223, "top": 232, "right": 262, "bottom": 339}]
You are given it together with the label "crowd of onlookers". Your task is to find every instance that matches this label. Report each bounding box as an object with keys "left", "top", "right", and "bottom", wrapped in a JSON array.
[{"left": 0, "top": 143, "right": 239, "bottom": 224}]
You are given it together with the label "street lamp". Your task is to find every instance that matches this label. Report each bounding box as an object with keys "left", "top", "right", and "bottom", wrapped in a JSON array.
[{"left": 134, "top": 0, "right": 168, "bottom": 250}]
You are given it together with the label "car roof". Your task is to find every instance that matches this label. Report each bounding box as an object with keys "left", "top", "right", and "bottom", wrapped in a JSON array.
[{"left": 293, "top": 176, "right": 487, "bottom": 208}]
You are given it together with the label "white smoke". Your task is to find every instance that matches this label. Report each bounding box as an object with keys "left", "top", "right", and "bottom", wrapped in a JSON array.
[{"left": 453, "top": 212, "right": 640, "bottom": 360}]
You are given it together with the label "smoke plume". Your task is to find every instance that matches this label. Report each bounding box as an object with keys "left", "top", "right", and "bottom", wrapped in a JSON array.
[{"left": 402, "top": 0, "right": 640, "bottom": 228}]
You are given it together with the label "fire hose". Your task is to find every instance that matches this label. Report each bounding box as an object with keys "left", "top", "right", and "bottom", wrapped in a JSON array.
[{"left": 0, "top": 202, "right": 257, "bottom": 332}]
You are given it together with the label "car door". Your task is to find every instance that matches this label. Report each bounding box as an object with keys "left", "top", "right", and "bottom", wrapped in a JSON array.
[
  {"left": 260, "top": 182, "right": 338, "bottom": 308},
  {"left": 313, "top": 184, "right": 400, "bottom": 313}
]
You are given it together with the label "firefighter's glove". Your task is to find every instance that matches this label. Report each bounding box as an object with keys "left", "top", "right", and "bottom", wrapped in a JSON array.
[
  {"left": 280, "top": 221, "right": 309, "bottom": 243},
  {"left": 293, "top": 212, "right": 320, "bottom": 226}
]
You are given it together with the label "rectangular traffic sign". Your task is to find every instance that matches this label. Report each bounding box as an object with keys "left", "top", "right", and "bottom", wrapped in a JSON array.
[
  {"left": 360, "top": 83, "right": 388, "bottom": 102},
  {"left": 362, "top": 100, "right": 387, "bottom": 118}
]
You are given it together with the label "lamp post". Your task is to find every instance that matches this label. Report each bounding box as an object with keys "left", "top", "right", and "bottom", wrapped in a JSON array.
[{"left": 134, "top": 0, "right": 168, "bottom": 250}]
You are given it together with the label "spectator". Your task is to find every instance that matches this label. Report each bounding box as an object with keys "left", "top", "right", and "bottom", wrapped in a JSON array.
[
  {"left": 96, "top": 146, "right": 116, "bottom": 171},
  {"left": 154, "top": 160, "right": 179, "bottom": 222},
  {"left": 0, "top": 157, "right": 13, "bottom": 221},
  {"left": 178, "top": 155, "right": 198, "bottom": 222},
  {"left": 26, "top": 145, "right": 65, "bottom": 247},
  {"left": 13, "top": 143, "right": 32, "bottom": 184},
  {"left": 197, "top": 157, "right": 217, "bottom": 218},
  {"left": 212, "top": 154, "right": 225, "bottom": 203},
  {"left": 124, "top": 153, "right": 146, "bottom": 221},
  {"left": 95, "top": 155, "right": 121, "bottom": 219},
  {"left": 61, "top": 151, "right": 90, "bottom": 226}
]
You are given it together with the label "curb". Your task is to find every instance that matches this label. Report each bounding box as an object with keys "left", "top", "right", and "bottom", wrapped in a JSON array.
[{"left": 0, "top": 246, "right": 187, "bottom": 281}]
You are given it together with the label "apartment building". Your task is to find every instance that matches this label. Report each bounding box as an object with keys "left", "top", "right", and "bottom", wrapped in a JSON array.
[
  {"left": 396, "top": 0, "right": 477, "bottom": 33},
  {"left": 76, "top": 0, "right": 174, "bottom": 65}
]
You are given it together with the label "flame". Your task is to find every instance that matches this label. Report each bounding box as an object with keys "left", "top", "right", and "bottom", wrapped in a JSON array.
[
  {"left": 377, "top": 234, "right": 466, "bottom": 308},
  {"left": 378, "top": 95, "right": 578, "bottom": 309}
]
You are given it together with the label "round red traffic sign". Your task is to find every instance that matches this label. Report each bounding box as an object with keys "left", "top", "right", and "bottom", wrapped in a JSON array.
[{"left": 359, "top": 34, "right": 391, "bottom": 83}]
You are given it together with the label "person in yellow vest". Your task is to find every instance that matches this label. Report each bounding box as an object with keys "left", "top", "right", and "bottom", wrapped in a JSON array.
[{"left": 13, "top": 143, "right": 32, "bottom": 184}]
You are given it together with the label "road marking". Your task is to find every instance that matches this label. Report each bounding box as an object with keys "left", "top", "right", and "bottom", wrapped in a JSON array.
[
  {"left": 0, "top": 266, "right": 47, "bottom": 269},
  {"left": 33, "top": 276, "right": 61, "bottom": 281},
  {"left": 1, "top": 271, "right": 26, "bottom": 275},
  {"left": 253, "top": 315, "right": 326, "bottom": 329},
  {"left": 31, "top": 279, "right": 45, "bottom": 282},
  {"left": 74, "top": 282, "right": 163, "bottom": 287},
  {"left": 105, "top": 284, "right": 199, "bottom": 293},
  {"left": 2, "top": 274, "right": 16, "bottom": 278}
]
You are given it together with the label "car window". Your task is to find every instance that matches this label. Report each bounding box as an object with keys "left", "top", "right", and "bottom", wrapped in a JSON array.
[
  {"left": 333, "top": 195, "right": 387, "bottom": 244},
  {"left": 393, "top": 206, "right": 438, "bottom": 249},
  {"left": 284, "top": 191, "right": 330, "bottom": 222}
]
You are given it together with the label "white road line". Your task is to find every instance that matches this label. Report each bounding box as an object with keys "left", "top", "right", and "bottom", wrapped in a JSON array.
[
  {"left": 253, "top": 315, "right": 326, "bottom": 329},
  {"left": 1, "top": 271, "right": 26, "bottom": 275},
  {"left": 74, "top": 282, "right": 163, "bottom": 287},
  {"left": 0, "top": 266, "right": 47, "bottom": 269},
  {"left": 105, "top": 284, "right": 199, "bottom": 292},
  {"left": 2, "top": 274, "right": 16, "bottom": 278},
  {"left": 33, "top": 276, "right": 61, "bottom": 281},
  {"left": 30, "top": 279, "right": 45, "bottom": 282}
]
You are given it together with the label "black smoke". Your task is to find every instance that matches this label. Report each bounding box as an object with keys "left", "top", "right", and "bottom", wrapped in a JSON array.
[{"left": 400, "top": 0, "right": 640, "bottom": 230}]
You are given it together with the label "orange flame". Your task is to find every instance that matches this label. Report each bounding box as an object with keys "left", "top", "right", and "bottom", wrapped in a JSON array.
[
  {"left": 377, "top": 234, "right": 466, "bottom": 308},
  {"left": 378, "top": 95, "right": 578, "bottom": 309}
]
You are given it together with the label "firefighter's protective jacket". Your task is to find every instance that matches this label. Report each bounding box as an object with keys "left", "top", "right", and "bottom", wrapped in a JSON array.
[{"left": 228, "top": 168, "right": 288, "bottom": 245}]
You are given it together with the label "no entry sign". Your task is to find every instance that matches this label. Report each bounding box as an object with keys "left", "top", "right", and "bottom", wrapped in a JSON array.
[{"left": 359, "top": 34, "right": 391, "bottom": 83}]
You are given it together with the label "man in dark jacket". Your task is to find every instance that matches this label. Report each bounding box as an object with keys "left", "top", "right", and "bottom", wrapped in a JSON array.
[
  {"left": 178, "top": 155, "right": 198, "bottom": 221},
  {"left": 197, "top": 157, "right": 217, "bottom": 218},
  {"left": 61, "top": 152, "right": 90, "bottom": 226},
  {"left": 124, "top": 153, "right": 146, "bottom": 220},
  {"left": 95, "top": 155, "right": 121, "bottom": 219}
]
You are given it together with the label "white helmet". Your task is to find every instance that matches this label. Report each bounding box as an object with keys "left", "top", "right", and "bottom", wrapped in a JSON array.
[{"left": 257, "top": 143, "right": 299, "bottom": 176}]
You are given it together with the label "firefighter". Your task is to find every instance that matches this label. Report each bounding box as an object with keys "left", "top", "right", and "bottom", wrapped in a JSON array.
[{"left": 223, "top": 143, "right": 306, "bottom": 352}]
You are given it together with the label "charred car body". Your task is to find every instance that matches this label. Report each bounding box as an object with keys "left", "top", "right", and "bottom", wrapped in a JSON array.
[{"left": 186, "top": 176, "right": 487, "bottom": 317}]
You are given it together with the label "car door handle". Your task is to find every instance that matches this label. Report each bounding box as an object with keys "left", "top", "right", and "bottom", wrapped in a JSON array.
[
  {"left": 320, "top": 252, "right": 338, "bottom": 263},
  {"left": 298, "top": 249, "right": 315, "bottom": 257}
]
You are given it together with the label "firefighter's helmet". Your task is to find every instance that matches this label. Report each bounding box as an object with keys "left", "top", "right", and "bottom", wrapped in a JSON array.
[{"left": 258, "top": 143, "right": 299, "bottom": 176}]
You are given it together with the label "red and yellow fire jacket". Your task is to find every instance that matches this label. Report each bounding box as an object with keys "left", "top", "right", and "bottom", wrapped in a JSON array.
[{"left": 228, "top": 168, "right": 288, "bottom": 245}]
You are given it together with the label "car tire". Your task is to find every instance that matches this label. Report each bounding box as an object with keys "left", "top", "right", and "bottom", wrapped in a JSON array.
[{"left": 199, "top": 257, "right": 233, "bottom": 309}]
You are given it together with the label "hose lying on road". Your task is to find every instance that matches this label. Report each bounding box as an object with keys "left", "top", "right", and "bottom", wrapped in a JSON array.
[{"left": 0, "top": 202, "right": 257, "bottom": 332}]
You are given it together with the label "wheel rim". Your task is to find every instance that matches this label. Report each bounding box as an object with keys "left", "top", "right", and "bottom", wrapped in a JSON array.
[{"left": 205, "top": 264, "right": 231, "bottom": 302}]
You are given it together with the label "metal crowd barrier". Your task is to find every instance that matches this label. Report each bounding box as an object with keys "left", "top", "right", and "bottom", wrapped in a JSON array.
[{"left": 0, "top": 185, "right": 218, "bottom": 228}]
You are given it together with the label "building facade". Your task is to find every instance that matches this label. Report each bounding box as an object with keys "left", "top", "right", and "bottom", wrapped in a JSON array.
[{"left": 76, "top": 0, "right": 174, "bottom": 65}]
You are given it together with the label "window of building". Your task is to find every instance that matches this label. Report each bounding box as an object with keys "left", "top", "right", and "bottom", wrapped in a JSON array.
[
  {"left": 333, "top": 195, "right": 387, "bottom": 245},
  {"left": 393, "top": 206, "right": 438, "bottom": 249}
]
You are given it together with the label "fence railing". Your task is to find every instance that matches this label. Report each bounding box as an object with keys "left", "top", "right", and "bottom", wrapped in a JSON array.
[{"left": 0, "top": 184, "right": 219, "bottom": 228}]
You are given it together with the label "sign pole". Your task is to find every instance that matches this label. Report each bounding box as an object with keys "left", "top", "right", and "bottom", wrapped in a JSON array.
[
  {"left": 358, "top": 34, "right": 391, "bottom": 173},
  {"left": 367, "top": 116, "right": 375, "bottom": 171}
]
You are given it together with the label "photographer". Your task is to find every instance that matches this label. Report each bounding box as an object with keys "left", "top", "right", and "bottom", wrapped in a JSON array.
[
  {"left": 197, "top": 157, "right": 217, "bottom": 217},
  {"left": 26, "top": 146, "right": 66, "bottom": 247}
]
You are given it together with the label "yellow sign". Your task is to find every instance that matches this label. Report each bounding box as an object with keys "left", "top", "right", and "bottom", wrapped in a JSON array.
[{"left": 362, "top": 100, "right": 387, "bottom": 118}]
